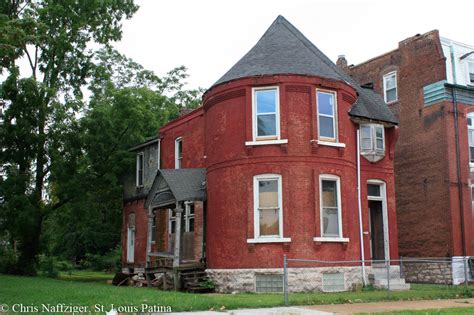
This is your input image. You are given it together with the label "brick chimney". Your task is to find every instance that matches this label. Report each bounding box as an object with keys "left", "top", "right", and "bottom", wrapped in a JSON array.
[{"left": 336, "top": 54, "right": 348, "bottom": 71}]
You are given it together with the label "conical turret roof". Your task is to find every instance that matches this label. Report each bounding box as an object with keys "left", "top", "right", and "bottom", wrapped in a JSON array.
[{"left": 212, "top": 16, "right": 398, "bottom": 124}]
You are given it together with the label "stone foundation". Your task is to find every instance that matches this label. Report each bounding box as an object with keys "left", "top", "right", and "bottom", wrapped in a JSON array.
[
  {"left": 402, "top": 260, "right": 453, "bottom": 284},
  {"left": 207, "top": 266, "right": 371, "bottom": 293}
]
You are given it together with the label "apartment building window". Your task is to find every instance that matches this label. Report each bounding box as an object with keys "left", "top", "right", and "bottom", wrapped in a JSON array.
[
  {"left": 383, "top": 72, "right": 397, "bottom": 103},
  {"left": 136, "top": 152, "right": 144, "bottom": 187},
  {"left": 253, "top": 87, "right": 280, "bottom": 141},
  {"left": 151, "top": 211, "right": 156, "bottom": 243},
  {"left": 360, "top": 124, "right": 385, "bottom": 151},
  {"left": 254, "top": 174, "right": 283, "bottom": 239},
  {"left": 184, "top": 203, "right": 195, "bottom": 232},
  {"left": 468, "top": 62, "right": 474, "bottom": 85},
  {"left": 317, "top": 90, "right": 338, "bottom": 141},
  {"left": 175, "top": 137, "right": 182, "bottom": 169},
  {"left": 468, "top": 113, "right": 474, "bottom": 164},
  {"left": 320, "top": 175, "right": 342, "bottom": 238}
]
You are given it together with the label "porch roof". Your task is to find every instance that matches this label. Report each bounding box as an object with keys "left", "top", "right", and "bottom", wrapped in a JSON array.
[{"left": 145, "top": 168, "right": 207, "bottom": 209}]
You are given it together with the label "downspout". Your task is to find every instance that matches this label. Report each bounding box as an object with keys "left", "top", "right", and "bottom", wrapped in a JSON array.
[
  {"left": 357, "top": 129, "right": 367, "bottom": 285},
  {"left": 450, "top": 46, "right": 467, "bottom": 257}
]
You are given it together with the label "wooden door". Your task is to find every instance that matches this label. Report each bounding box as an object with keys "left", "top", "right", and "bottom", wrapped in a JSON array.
[{"left": 369, "top": 200, "right": 385, "bottom": 261}]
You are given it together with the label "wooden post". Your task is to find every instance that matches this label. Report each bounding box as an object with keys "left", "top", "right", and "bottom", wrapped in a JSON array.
[
  {"left": 146, "top": 207, "right": 154, "bottom": 287},
  {"left": 173, "top": 202, "right": 183, "bottom": 290}
]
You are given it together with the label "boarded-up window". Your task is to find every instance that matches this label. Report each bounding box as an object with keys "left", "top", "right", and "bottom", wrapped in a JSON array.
[
  {"left": 255, "top": 175, "right": 282, "bottom": 237},
  {"left": 256, "top": 274, "right": 283, "bottom": 293},
  {"left": 322, "top": 272, "right": 345, "bottom": 292}
]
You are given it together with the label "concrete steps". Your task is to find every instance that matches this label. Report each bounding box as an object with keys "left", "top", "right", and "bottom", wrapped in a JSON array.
[{"left": 369, "top": 267, "right": 411, "bottom": 290}]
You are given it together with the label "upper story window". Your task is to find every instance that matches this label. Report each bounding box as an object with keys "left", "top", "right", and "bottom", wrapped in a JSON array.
[
  {"left": 184, "top": 203, "right": 195, "bottom": 232},
  {"left": 317, "top": 90, "right": 338, "bottom": 141},
  {"left": 253, "top": 87, "right": 280, "bottom": 141},
  {"left": 467, "top": 113, "right": 474, "bottom": 165},
  {"left": 360, "top": 124, "right": 385, "bottom": 162},
  {"left": 319, "top": 175, "right": 342, "bottom": 238},
  {"left": 383, "top": 72, "right": 397, "bottom": 103},
  {"left": 253, "top": 174, "right": 283, "bottom": 239},
  {"left": 136, "top": 152, "right": 144, "bottom": 187},
  {"left": 175, "top": 137, "right": 182, "bottom": 169},
  {"left": 468, "top": 61, "right": 474, "bottom": 85}
]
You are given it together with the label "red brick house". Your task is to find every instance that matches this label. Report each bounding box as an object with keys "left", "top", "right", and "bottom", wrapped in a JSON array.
[
  {"left": 342, "top": 31, "right": 474, "bottom": 283},
  {"left": 122, "top": 16, "right": 406, "bottom": 292}
]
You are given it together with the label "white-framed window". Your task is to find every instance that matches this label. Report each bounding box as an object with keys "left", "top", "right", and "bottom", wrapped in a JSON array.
[
  {"left": 467, "top": 113, "right": 474, "bottom": 164},
  {"left": 253, "top": 87, "right": 280, "bottom": 141},
  {"left": 360, "top": 124, "right": 385, "bottom": 151},
  {"left": 383, "top": 72, "right": 397, "bottom": 103},
  {"left": 468, "top": 61, "right": 474, "bottom": 85},
  {"left": 175, "top": 137, "right": 182, "bottom": 169},
  {"left": 317, "top": 90, "right": 338, "bottom": 141},
  {"left": 136, "top": 152, "right": 144, "bottom": 187},
  {"left": 253, "top": 174, "right": 283, "bottom": 239},
  {"left": 184, "top": 203, "right": 195, "bottom": 232},
  {"left": 319, "top": 175, "right": 343, "bottom": 238},
  {"left": 169, "top": 209, "right": 176, "bottom": 234},
  {"left": 151, "top": 211, "right": 156, "bottom": 243}
]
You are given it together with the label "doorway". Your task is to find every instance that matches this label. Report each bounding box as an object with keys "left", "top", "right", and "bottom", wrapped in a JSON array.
[
  {"left": 367, "top": 182, "right": 389, "bottom": 261},
  {"left": 127, "top": 213, "right": 135, "bottom": 263}
]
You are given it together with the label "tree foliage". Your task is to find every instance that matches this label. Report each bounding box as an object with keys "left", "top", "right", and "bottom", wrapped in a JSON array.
[{"left": 0, "top": 0, "right": 140, "bottom": 274}]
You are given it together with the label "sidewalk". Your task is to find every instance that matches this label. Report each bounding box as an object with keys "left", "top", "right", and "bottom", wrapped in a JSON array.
[
  {"left": 169, "top": 298, "right": 474, "bottom": 314},
  {"left": 305, "top": 298, "right": 474, "bottom": 314}
]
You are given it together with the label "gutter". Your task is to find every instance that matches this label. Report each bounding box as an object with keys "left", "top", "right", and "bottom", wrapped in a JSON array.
[{"left": 356, "top": 129, "right": 367, "bottom": 285}]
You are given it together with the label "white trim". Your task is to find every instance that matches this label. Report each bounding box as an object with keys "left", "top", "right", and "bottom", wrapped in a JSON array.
[
  {"left": 367, "top": 179, "right": 390, "bottom": 261},
  {"left": 252, "top": 86, "right": 281, "bottom": 141},
  {"left": 136, "top": 152, "right": 144, "bottom": 187},
  {"left": 467, "top": 113, "right": 474, "bottom": 165},
  {"left": 319, "top": 174, "right": 344, "bottom": 238},
  {"left": 315, "top": 140, "right": 346, "bottom": 148},
  {"left": 383, "top": 71, "right": 398, "bottom": 103},
  {"left": 316, "top": 89, "right": 338, "bottom": 142},
  {"left": 359, "top": 124, "right": 385, "bottom": 153},
  {"left": 247, "top": 237, "right": 291, "bottom": 244},
  {"left": 157, "top": 139, "right": 161, "bottom": 169},
  {"left": 467, "top": 60, "right": 474, "bottom": 86},
  {"left": 245, "top": 139, "right": 288, "bottom": 146},
  {"left": 253, "top": 174, "right": 284, "bottom": 240},
  {"left": 313, "top": 237, "right": 349, "bottom": 242},
  {"left": 174, "top": 137, "right": 182, "bottom": 169}
]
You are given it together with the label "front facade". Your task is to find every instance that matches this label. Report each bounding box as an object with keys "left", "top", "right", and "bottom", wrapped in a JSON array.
[
  {"left": 344, "top": 31, "right": 474, "bottom": 284},
  {"left": 122, "top": 16, "right": 405, "bottom": 292}
]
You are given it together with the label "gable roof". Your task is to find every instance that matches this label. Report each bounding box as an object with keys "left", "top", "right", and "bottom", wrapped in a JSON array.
[
  {"left": 212, "top": 15, "right": 398, "bottom": 124},
  {"left": 145, "top": 168, "right": 206, "bottom": 209}
]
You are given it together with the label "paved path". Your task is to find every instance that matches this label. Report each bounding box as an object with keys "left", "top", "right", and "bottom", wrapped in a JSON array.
[
  {"left": 169, "top": 298, "right": 474, "bottom": 314},
  {"left": 305, "top": 298, "right": 474, "bottom": 314}
]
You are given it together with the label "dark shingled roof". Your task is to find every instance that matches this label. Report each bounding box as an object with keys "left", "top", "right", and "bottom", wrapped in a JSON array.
[
  {"left": 145, "top": 168, "right": 206, "bottom": 208},
  {"left": 212, "top": 15, "right": 398, "bottom": 124}
]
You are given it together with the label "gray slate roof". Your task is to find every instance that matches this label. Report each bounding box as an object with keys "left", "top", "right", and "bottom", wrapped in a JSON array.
[
  {"left": 145, "top": 168, "right": 206, "bottom": 208},
  {"left": 212, "top": 15, "right": 398, "bottom": 124}
]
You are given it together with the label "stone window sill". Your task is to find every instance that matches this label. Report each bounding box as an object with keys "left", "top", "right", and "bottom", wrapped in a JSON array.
[
  {"left": 313, "top": 140, "right": 346, "bottom": 148},
  {"left": 247, "top": 237, "right": 292, "bottom": 244},
  {"left": 313, "top": 237, "right": 349, "bottom": 243},
  {"left": 245, "top": 139, "right": 288, "bottom": 146}
]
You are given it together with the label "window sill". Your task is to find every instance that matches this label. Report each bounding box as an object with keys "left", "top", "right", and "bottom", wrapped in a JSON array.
[
  {"left": 247, "top": 237, "right": 291, "bottom": 244},
  {"left": 245, "top": 139, "right": 288, "bottom": 146},
  {"left": 314, "top": 140, "right": 346, "bottom": 148},
  {"left": 313, "top": 237, "right": 349, "bottom": 243}
]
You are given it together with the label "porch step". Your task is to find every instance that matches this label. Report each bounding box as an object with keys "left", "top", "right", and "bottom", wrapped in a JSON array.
[
  {"left": 180, "top": 268, "right": 214, "bottom": 294},
  {"left": 368, "top": 267, "right": 410, "bottom": 291}
]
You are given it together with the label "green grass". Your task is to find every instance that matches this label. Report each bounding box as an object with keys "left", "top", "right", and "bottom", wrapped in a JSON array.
[
  {"left": 57, "top": 270, "right": 114, "bottom": 282},
  {"left": 1, "top": 274, "right": 474, "bottom": 313}
]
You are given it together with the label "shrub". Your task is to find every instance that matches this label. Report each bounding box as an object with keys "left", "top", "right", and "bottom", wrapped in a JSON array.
[
  {"left": 38, "top": 256, "right": 59, "bottom": 278},
  {"left": 0, "top": 240, "right": 18, "bottom": 274}
]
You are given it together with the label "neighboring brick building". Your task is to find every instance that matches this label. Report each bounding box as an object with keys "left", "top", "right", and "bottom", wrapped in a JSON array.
[
  {"left": 343, "top": 32, "right": 474, "bottom": 262},
  {"left": 122, "top": 16, "right": 407, "bottom": 292}
]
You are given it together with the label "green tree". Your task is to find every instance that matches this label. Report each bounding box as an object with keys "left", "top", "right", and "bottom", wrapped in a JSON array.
[{"left": 0, "top": 0, "right": 139, "bottom": 275}]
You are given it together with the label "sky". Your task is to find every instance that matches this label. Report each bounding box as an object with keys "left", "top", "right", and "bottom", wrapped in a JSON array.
[{"left": 112, "top": 0, "right": 474, "bottom": 91}]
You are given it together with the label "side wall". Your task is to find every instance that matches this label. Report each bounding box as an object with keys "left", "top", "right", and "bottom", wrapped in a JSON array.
[{"left": 349, "top": 31, "right": 458, "bottom": 257}]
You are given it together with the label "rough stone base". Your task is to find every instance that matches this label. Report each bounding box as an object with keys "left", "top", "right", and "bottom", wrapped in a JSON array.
[
  {"left": 207, "top": 266, "right": 370, "bottom": 293},
  {"left": 402, "top": 260, "right": 453, "bottom": 284}
]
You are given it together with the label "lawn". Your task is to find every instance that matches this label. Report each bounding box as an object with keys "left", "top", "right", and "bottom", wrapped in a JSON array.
[
  {"left": 1, "top": 274, "right": 474, "bottom": 313},
  {"left": 57, "top": 270, "right": 114, "bottom": 282}
]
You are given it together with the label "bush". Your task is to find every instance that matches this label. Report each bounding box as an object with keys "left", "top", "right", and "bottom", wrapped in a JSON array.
[
  {"left": 79, "top": 246, "right": 121, "bottom": 272},
  {"left": 38, "top": 256, "right": 59, "bottom": 278},
  {"left": 0, "top": 240, "right": 18, "bottom": 274}
]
